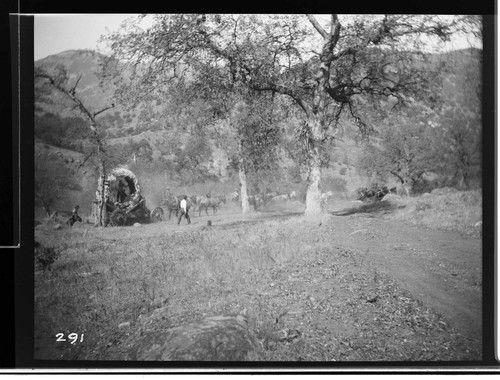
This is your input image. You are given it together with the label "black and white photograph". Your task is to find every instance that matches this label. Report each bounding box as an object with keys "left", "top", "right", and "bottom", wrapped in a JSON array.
[{"left": 21, "top": 11, "right": 495, "bottom": 370}]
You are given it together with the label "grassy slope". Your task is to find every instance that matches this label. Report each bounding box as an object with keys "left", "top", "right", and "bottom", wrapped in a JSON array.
[
  {"left": 35, "top": 141, "right": 97, "bottom": 218},
  {"left": 391, "top": 189, "right": 482, "bottom": 238}
]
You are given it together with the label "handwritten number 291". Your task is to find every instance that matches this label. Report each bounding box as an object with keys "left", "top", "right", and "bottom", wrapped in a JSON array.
[{"left": 56, "top": 333, "right": 84, "bottom": 344}]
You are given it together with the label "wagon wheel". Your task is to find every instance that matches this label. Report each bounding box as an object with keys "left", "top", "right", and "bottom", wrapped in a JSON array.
[
  {"left": 110, "top": 209, "right": 128, "bottom": 226},
  {"left": 151, "top": 207, "right": 164, "bottom": 222}
]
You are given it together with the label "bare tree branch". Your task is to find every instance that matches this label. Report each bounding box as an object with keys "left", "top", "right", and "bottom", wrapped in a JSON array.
[
  {"left": 306, "top": 14, "right": 328, "bottom": 39},
  {"left": 248, "top": 82, "right": 311, "bottom": 117},
  {"left": 93, "top": 104, "right": 115, "bottom": 118},
  {"left": 78, "top": 151, "right": 95, "bottom": 169},
  {"left": 35, "top": 67, "right": 116, "bottom": 225},
  {"left": 330, "top": 15, "right": 341, "bottom": 46},
  {"left": 70, "top": 73, "right": 82, "bottom": 95}
]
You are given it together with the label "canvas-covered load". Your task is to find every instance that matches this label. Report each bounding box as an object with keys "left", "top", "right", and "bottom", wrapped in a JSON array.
[
  {"left": 95, "top": 167, "right": 142, "bottom": 203},
  {"left": 93, "top": 167, "right": 156, "bottom": 226},
  {"left": 107, "top": 167, "right": 142, "bottom": 198}
]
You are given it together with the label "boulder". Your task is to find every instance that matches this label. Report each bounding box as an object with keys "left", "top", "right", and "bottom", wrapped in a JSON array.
[
  {"left": 131, "top": 314, "right": 261, "bottom": 361},
  {"left": 380, "top": 193, "right": 402, "bottom": 203}
]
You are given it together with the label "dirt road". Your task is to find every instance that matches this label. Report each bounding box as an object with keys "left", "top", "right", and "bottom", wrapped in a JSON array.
[
  {"left": 326, "top": 211, "right": 482, "bottom": 342},
  {"left": 189, "top": 204, "right": 482, "bottom": 343}
]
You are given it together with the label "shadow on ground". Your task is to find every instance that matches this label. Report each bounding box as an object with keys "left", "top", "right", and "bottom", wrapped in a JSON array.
[
  {"left": 213, "top": 211, "right": 303, "bottom": 230},
  {"left": 330, "top": 200, "right": 405, "bottom": 217}
]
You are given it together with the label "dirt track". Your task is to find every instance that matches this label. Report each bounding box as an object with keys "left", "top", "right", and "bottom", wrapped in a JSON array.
[
  {"left": 325, "top": 211, "right": 482, "bottom": 342},
  {"left": 187, "top": 202, "right": 482, "bottom": 344}
]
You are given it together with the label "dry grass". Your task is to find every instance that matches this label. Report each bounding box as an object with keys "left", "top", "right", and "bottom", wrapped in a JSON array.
[
  {"left": 34, "top": 193, "right": 482, "bottom": 361},
  {"left": 390, "top": 189, "right": 482, "bottom": 237},
  {"left": 328, "top": 188, "right": 482, "bottom": 238}
]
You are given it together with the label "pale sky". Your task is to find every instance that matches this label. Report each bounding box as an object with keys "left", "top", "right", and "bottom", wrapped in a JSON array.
[
  {"left": 34, "top": 14, "right": 481, "bottom": 61},
  {"left": 34, "top": 14, "right": 137, "bottom": 60}
]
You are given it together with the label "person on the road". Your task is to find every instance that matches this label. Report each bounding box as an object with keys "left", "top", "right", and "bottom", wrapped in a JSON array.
[{"left": 178, "top": 195, "right": 191, "bottom": 225}]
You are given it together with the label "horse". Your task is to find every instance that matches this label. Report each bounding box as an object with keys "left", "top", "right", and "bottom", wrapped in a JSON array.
[
  {"left": 161, "top": 195, "right": 183, "bottom": 219},
  {"left": 198, "top": 196, "right": 224, "bottom": 216}
]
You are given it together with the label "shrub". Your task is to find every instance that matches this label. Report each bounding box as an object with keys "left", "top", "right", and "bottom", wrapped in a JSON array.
[
  {"left": 35, "top": 242, "right": 61, "bottom": 271},
  {"left": 412, "top": 177, "right": 439, "bottom": 195}
]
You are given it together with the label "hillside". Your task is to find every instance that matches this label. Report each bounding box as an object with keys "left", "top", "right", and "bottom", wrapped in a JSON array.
[
  {"left": 36, "top": 50, "right": 116, "bottom": 116},
  {"left": 34, "top": 47, "right": 482, "bottom": 214},
  {"left": 34, "top": 47, "right": 480, "bottom": 132},
  {"left": 35, "top": 140, "right": 98, "bottom": 218}
]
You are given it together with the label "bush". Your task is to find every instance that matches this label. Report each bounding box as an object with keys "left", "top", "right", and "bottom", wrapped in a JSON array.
[
  {"left": 412, "top": 178, "right": 439, "bottom": 195},
  {"left": 35, "top": 242, "right": 61, "bottom": 271}
]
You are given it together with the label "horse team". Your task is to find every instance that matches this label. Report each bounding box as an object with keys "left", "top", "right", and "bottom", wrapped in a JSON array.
[
  {"left": 160, "top": 193, "right": 228, "bottom": 219},
  {"left": 159, "top": 188, "right": 298, "bottom": 220},
  {"left": 47, "top": 189, "right": 299, "bottom": 228}
]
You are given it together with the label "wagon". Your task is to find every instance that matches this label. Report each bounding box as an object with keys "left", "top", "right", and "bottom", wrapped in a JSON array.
[
  {"left": 356, "top": 185, "right": 391, "bottom": 203},
  {"left": 106, "top": 196, "right": 152, "bottom": 227},
  {"left": 93, "top": 167, "right": 160, "bottom": 227}
]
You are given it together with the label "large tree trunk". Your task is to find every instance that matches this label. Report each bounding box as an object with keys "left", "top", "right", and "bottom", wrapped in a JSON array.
[
  {"left": 93, "top": 129, "right": 108, "bottom": 226},
  {"left": 305, "top": 148, "right": 323, "bottom": 216},
  {"left": 302, "top": 21, "right": 337, "bottom": 216},
  {"left": 238, "top": 160, "right": 252, "bottom": 214},
  {"left": 98, "top": 170, "right": 108, "bottom": 226},
  {"left": 304, "top": 115, "right": 325, "bottom": 216}
]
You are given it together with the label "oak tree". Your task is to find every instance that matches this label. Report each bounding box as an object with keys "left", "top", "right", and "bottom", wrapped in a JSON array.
[{"left": 102, "top": 14, "right": 474, "bottom": 215}]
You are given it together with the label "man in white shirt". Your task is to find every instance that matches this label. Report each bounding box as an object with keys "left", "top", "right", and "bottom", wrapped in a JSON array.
[{"left": 178, "top": 195, "right": 191, "bottom": 225}]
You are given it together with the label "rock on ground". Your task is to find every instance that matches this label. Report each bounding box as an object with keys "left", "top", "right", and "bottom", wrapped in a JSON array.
[
  {"left": 381, "top": 193, "right": 402, "bottom": 203},
  {"left": 131, "top": 314, "right": 261, "bottom": 361}
]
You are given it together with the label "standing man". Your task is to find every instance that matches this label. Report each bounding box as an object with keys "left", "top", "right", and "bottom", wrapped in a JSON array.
[
  {"left": 178, "top": 195, "right": 191, "bottom": 225},
  {"left": 115, "top": 180, "right": 127, "bottom": 204}
]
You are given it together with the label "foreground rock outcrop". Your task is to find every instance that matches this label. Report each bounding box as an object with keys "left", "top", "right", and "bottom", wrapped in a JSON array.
[{"left": 131, "top": 314, "right": 261, "bottom": 361}]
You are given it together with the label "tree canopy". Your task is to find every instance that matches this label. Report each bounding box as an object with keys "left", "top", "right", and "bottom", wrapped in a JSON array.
[{"left": 101, "top": 14, "right": 480, "bottom": 214}]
